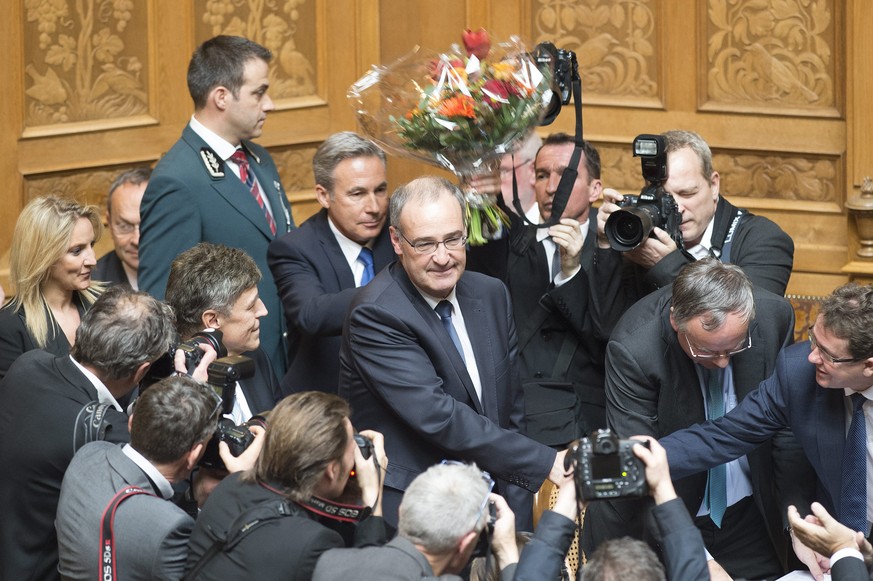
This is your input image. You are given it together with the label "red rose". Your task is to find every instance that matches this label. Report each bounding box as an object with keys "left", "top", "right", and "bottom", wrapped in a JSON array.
[
  {"left": 482, "top": 79, "right": 511, "bottom": 108},
  {"left": 462, "top": 28, "right": 490, "bottom": 60}
]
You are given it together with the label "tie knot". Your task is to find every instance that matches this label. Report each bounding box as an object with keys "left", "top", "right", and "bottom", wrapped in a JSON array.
[
  {"left": 358, "top": 247, "right": 374, "bottom": 267},
  {"left": 852, "top": 392, "right": 867, "bottom": 411},
  {"left": 435, "top": 300, "right": 453, "bottom": 320},
  {"left": 230, "top": 149, "right": 248, "bottom": 167}
]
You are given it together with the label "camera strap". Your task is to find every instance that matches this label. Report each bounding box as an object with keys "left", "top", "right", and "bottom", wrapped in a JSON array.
[
  {"left": 73, "top": 401, "right": 114, "bottom": 454},
  {"left": 710, "top": 207, "right": 747, "bottom": 263},
  {"left": 297, "top": 495, "right": 373, "bottom": 523},
  {"left": 99, "top": 486, "right": 156, "bottom": 581},
  {"left": 513, "top": 67, "right": 584, "bottom": 229}
]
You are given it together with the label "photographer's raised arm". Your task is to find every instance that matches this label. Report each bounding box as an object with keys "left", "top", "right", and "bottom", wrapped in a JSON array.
[{"left": 355, "top": 429, "right": 388, "bottom": 516}]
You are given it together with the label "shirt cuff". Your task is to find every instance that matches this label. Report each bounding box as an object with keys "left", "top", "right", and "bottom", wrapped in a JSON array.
[{"left": 830, "top": 547, "right": 864, "bottom": 567}]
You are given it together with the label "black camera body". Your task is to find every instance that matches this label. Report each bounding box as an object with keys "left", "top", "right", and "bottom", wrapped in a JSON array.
[
  {"left": 533, "top": 41, "right": 578, "bottom": 126},
  {"left": 141, "top": 329, "right": 227, "bottom": 389},
  {"left": 566, "top": 429, "right": 648, "bottom": 501},
  {"left": 199, "top": 355, "right": 262, "bottom": 471},
  {"left": 604, "top": 134, "right": 683, "bottom": 252},
  {"left": 353, "top": 433, "right": 373, "bottom": 460}
]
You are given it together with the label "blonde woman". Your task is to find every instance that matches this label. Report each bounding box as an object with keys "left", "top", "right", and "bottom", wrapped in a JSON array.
[{"left": 0, "top": 196, "right": 104, "bottom": 380}]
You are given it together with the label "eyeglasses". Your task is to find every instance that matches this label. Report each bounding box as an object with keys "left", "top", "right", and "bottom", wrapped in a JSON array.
[
  {"left": 200, "top": 384, "right": 224, "bottom": 423},
  {"left": 808, "top": 324, "right": 866, "bottom": 365},
  {"left": 500, "top": 158, "right": 533, "bottom": 176},
  {"left": 111, "top": 220, "right": 139, "bottom": 235},
  {"left": 397, "top": 230, "right": 467, "bottom": 255},
  {"left": 683, "top": 330, "right": 752, "bottom": 360},
  {"left": 440, "top": 460, "right": 495, "bottom": 529}
]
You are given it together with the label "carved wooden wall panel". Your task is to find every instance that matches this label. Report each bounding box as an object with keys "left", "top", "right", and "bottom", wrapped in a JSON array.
[
  {"left": 23, "top": 0, "right": 152, "bottom": 133},
  {"left": 702, "top": 0, "right": 839, "bottom": 116},
  {"left": 194, "top": 0, "right": 320, "bottom": 103},
  {"left": 531, "top": 0, "right": 661, "bottom": 106}
]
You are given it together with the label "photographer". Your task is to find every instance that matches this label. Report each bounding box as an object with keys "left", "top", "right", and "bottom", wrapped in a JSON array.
[
  {"left": 514, "top": 437, "right": 708, "bottom": 581},
  {"left": 592, "top": 129, "right": 794, "bottom": 337},
  {"left": 467, "top": 133, "right": 607, "bottom": 449},
  {"left": 314, "top": 461, "right": 520, "bottom": 580},
  {"left": 55, "top": 375, "right": 264, "bottom": 580},
  {"left": 165, "top": 242, "right": 281, "bottom": 423},
  {"left": 0, "top": 287, "right": 180, "bottom": 581},
  {"left": 185, "top": 391, "right": 388, "bottom": 580},
  {"left": 584, "top": 258, "right": 810, "bottom": 579}
]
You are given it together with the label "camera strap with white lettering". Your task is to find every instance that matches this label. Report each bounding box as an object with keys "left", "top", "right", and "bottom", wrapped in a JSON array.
[{"left": 100, "top": 486, "right": 156, "bottom": 581}]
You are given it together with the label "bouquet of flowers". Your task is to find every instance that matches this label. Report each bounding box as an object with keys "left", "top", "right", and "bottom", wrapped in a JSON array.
[{"left": 348, "top": 29, "right": 552, "bottom": 244}]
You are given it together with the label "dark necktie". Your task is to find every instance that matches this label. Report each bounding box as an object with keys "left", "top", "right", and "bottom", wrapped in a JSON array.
[
  {"left": 841, "top": 393, "right": 868, "bottom": 532},
  {"left": 358, "top": 247, "right": 375, "bottom": 286},
  {"left": 704, "top": 367, "right": 727, "bottom": 527},
  {"left": 230, "top": 149, "right": 276, "bottom": 235},
  {"left": 435, "top": 300, "right": 465, "bottom": 363},
  {"left": 550, "top": 242, "right": 561, "bottom": 281}
]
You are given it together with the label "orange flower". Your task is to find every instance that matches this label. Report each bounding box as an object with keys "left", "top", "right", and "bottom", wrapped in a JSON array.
[{"left": 437, "top": 94, "right": 476, "bottom": 118}]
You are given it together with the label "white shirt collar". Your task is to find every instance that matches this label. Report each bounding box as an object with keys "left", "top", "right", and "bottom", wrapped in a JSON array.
[
  {"left": 684, "top": 217, "right": 715, "bottom": 260},
  {"left": 122, "top": 444, "right": 175, "bottom": 499},
  {"left": 328, "top": 215, "right": 370, "bottom": 268},
  {"left": 189, "top": 115, "right": 239, "bottom": 162},
  {"left": 70, "top": 356, "right": 123, "bottom": 412}
]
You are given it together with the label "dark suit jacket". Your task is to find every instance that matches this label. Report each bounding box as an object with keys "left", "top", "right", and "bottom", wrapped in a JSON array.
[
  {"left": 56, "top": 442, "right": 193, "bottom": 580},
  {"left": 185, "top": 473, "right": 387, "bottom": 581},
  {"left": 661, "top": 341, "right": 852, "bottom": 528},
  {"left": 587, "top": 285, "right": 810, "bottom": 568},
  {"left": 515, "top": 499, "right": 709, "bottom": 581},
  {"left": 267, "top": 209, "right": 394, "bottom": 395},
  {"left": 592, "top": 195, "right": 795, "bottom": 338},
  {"left": 0, "top": 351, "right": 130, "bottom": 581},
  {"left": 338, "top": 263, "right": 555, "bottom": 524},
  {"left": 238, "top": 346, "right": 281, "bottom": 414},
  {"left": 468, "top": 209, "right": 606, "bottom": 446},
  {"left": 832, "top": 555, "right": 873, "bottom": 581},
  {"left": 93, "top": 251, "right": 132, "bottom": 288},
  {"left": 0, "top": 298, "right": 84, "bottom": 381},
  {"left": 139, "top": 124, "right": 294, "bottom": 378}
]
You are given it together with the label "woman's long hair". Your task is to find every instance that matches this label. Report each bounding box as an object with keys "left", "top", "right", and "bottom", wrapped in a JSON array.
[{"left": 8, "top": 196, "right": 104, "bottom": 347}]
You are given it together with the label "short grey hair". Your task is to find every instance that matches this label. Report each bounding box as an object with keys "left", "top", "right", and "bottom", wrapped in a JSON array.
[
  {"left": 671, "top": 257, "right": 755, "bottom": 332},
  {"left": 312, "top": 132, "right": 386, "bottom": 195},
  {"left": 389, "top": 176, "right": 466, "bottom": 232},
  {"left": 106, "top": 167, "right": 151, "bottom": 216},
  {"left": 398, "top": 462, "right": 490, "bottom": 555},
  {"left": 71, "top": 286, "right": 176, "bottom": 381},
  {"left": 165, "top": 243, "right": 262, "bottom": 339},
  {"left": 663, "top": 129, "right": 714, "bottom": 183}
]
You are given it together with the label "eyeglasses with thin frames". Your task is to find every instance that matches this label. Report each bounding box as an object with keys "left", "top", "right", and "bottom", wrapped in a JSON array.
[
  {"left": 683, "top": 330, "right": 752, "bottom": 360},
  {"left": 808, "top": 324, "right": 866, "bottom": 365},
  {"left": 500, "top": 158, "right": 533, "bottom": 176},
  {"left": 440, "top": 460, "right": 495, "bottom": 529},
  {"left": 397, "top": 230, "right": 467, "bottom": 255},
  {"left": 111, "top": 220, "right": 139, "bottom": 236}
]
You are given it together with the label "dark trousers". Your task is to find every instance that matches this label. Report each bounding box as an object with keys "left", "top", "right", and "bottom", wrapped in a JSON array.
[{"left": 694, "top": 496, "right": 783, "bottom": 581}]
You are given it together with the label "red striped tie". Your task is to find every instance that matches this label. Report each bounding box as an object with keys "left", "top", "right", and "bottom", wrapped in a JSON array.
[{"left": 230, "top": 149, "right": 276, "bottom": 235}]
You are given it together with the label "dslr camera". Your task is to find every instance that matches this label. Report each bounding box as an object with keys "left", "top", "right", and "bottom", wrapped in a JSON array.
[
  {"left": 604, "top": 134, "right": 683, "bottom": 252},
  {"left": 199, "top": 355, "right": 265, "bottom": 470},
  {"left": 565, "top": 429, "right": 648, "bottom": 501},
  {"left": 141, "top": 328, "right": 227, "bottom": 388},
  {"left": 533, "top": 41, "right": 578, "bottom": 126}
]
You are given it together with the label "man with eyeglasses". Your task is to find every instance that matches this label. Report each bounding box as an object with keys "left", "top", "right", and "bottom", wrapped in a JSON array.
[
  {"left": 339, "top": 176, "right": 566, "bottom": 531},
  {"left": 468, "top": 133, "right": 607, "bottom": 449},
  {"left": 583, "top": 257, "right": 809, "bottom": 581},
  {"left": 55, "top": 375, "right": 264, "bottom": 580},
  {"left": 314, "top": 461, "right": 521, "bottom": 580},
  {"left": 661, "top": 281, "right": 873, "bottom": 579},
  {"left": 94, "top": 167, "right": 151, "bottom": 290}
]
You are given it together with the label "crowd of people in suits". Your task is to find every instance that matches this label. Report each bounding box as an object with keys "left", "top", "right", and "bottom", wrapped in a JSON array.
[{"left": 1, "top": 32, "right": 873, "bottom": 581}]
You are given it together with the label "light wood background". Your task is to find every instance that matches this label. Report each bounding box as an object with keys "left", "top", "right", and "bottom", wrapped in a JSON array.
[{"left": 3, "top": 0, "right": 873, "bottom": 298}]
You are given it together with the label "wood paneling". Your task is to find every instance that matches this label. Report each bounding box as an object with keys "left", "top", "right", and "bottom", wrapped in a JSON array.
[{"left": 2, "top": 0, "right": 873, "bottom": 300}]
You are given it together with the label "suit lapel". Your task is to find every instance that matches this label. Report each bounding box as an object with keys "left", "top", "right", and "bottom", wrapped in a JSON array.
[
  {"left": 391, "top": 266, "right": 484, "bottom": 414},
  {"left": 457, "top": 281, "right": 498, "bottom": 418},
  {"left": 314, "top": 210, "right": 357, "bottom": 289},
  {"left": 181, "top": 128, "right": 279, "bottom": 239}
]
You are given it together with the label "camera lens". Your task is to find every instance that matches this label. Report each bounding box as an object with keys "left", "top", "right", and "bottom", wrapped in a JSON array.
[{"left": 605, "top": 207, "right": 656, "bottom": 252}]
